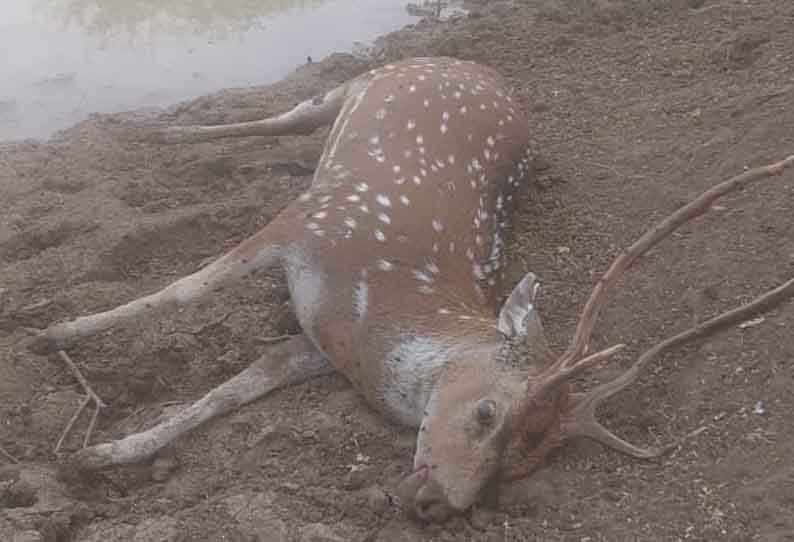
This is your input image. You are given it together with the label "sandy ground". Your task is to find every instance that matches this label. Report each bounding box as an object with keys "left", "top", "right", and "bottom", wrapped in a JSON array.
[{"left": 2, "top": 1, "right": 794, "bottom": 540}]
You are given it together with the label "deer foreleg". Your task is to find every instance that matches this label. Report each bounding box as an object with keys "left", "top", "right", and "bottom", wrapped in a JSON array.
[
  {"left": 124, "top": 81, "right": 354, "bottom": 145},
  {"left": 65, "top": 334, "right": 330, "bottom": 470},
  {"left": 27, "top": 227, "right": 287, "bottom": 354}
]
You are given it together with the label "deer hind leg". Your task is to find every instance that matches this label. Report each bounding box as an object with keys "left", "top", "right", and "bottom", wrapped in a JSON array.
[
  {"left": 120, "top": 79, "right": 355, "bottom": 145},
  {"left": 27, "top": 223, "right": 290, "bottom": 354},
  {"left": 66, "top": 334, "right": 331, "bottom": 470}
]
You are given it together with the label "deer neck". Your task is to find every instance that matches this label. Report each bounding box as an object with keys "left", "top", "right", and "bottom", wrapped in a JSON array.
[{"left": 381, "top": 315, "right": 505, "bottom": 427}]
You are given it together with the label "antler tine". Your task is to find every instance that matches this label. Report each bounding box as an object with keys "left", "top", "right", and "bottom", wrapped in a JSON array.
[
  {"left": 533, "top": 154, "right": 794, "bottom": 393},
  {"left": 563, "top": 275, "right": 794, "bottom": 457}
]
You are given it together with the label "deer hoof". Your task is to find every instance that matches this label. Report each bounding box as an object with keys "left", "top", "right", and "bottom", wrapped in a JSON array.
[{"left": 22, "top": 328, "right": 62, "bottom": 355}]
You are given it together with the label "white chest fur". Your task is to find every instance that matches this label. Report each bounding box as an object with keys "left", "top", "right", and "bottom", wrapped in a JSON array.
[{"left": 380, "top": 336, "right": 456, "bottom": 427}]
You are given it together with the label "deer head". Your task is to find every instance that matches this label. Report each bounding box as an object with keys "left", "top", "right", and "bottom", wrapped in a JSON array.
[
  {"left": 397, "top": 273, "right": 558, "bottom": 521},
  {"left": 397, "top": 155, "right": 794, "bottom": 521}
]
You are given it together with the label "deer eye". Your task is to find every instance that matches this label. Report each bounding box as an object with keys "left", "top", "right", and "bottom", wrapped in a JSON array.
[{"left": 476, "top": 399, "right": 497, "bottom": 424}]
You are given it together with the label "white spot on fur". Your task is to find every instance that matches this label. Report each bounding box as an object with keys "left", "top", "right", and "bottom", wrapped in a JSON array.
[
  {"left": 374, "top": 229, "right": 386, "bottom": 242},
  {"left": 413, "top": 270, "right": 434, "bottom": 283},
  {"left": 376, "top": 194, "right": 392, "bottom": 207}
]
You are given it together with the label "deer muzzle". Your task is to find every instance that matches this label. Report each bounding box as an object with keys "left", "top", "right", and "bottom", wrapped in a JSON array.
[{"left": 396, "top": 465, "right": 456, "bottom": 522}]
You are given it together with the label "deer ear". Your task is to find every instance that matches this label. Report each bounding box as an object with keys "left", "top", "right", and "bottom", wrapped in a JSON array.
[{"left": 497, "top": 272, "right": 542, "bottom": 338}]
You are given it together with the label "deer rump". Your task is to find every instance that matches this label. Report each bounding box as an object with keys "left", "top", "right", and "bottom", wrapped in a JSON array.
[{"left": 24, "top": 57, "right": 794, "bottom": 523}]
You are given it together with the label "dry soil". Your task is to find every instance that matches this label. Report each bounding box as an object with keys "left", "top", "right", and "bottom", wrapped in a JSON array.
[{"left": 1, "top": 1, "right": 793, "bottom": 541}]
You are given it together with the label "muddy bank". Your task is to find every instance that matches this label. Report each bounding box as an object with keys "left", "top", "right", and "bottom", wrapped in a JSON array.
[{"left": 2, "top": 1, "right": 794, "bottom": 541}]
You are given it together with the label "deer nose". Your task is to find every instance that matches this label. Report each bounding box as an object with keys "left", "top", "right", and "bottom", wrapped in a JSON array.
[{"left": 414, "top": 478, "right": 454, "bottom": 522}]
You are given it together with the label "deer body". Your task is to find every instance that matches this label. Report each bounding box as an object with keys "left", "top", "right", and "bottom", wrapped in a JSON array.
[
  {"left": 27, "top": 56, "right": 794, "bottom": 523},
  {"left": 272, "top": 57, "right": 531, "bottom": 426}
]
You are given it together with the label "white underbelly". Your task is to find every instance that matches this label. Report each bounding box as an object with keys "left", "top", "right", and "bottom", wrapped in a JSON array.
[{"left": 285, "top": 254, "right": 327, "bottom": 353}]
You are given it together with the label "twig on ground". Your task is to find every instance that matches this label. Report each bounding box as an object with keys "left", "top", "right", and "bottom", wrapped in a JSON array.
[
  {"left": 255, "top": 334, "right": 296, "bottom": 344},
  {"left": 0, "top": 443, "right": 19, "bottom": 464},
  {"left": 54, "top": 350, "right": 107, "bottom": 453}
]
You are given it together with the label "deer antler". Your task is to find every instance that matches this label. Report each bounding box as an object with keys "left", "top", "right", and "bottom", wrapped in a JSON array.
[
  {"left": 524, "top": 154, "right": 794, "bottom": 454},
  {"left": 562, "top": 275, "right": 794, "bottom": 457}
]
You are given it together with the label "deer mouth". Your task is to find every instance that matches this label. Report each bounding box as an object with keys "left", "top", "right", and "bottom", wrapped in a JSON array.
[{"left": 396, "top": 465, "right": 456, "bottom": 522}]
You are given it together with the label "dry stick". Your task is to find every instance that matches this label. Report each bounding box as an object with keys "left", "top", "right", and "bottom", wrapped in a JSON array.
[
  {"left": 54, "top": 350, "right": 107, "bottom": 453},
  {"left": 255, "top": 334, "right": 296, "bottom": 344},
  {"left": 0, "top": 443, "right": 19, "bottom": 464},
  {"left": 547, "top": 153, "right": 794, "bottom": 386},
  {"left": 55, "top": 397, "right": 88, "bottom": 454}
]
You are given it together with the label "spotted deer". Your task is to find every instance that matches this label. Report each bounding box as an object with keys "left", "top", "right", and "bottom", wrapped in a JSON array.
[{"left": 26, "top": 57, "right": 794, "bottom": 522}]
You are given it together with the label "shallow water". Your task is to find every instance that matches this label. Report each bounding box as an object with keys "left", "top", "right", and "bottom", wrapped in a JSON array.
[{"left": 0, "top": 0, "right": 424, "bottom": 141}]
